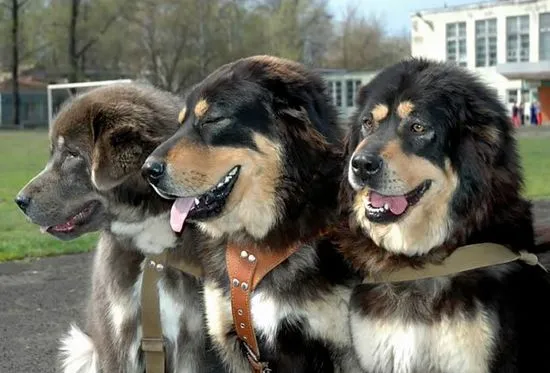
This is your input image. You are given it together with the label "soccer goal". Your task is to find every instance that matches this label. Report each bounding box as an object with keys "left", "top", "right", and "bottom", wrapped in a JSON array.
[{"left": 47, "top": 79, "right": 133, "bottom": 129}]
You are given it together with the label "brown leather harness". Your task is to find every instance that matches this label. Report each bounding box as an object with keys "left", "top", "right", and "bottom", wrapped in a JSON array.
[
  {"left": 141, "top": 252, "right": 203, "bottom": 373},
  {"left": 140, "top": 244, "right": 302, "bottom": 373},
  {"left": 225, "top": 242, "right": 302, "bottom": 373}
]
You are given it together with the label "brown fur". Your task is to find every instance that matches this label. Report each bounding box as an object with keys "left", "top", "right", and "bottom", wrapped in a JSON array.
[
  {"left": 51, "top": 86, "right": 179, "bottom": 192},
  {"left": 249, "top": 55, "right": 306, "bottom": 83},
  {"left": 18, "top": 83, "right": 224, "bottom": 373}
]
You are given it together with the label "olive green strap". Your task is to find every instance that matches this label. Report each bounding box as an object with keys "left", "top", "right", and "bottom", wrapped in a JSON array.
[
  {"left": 365, "top": 243, "right": 548, "bottom": 284},
  {"left": 141, "top": 253, "right": 167, "bottom": 373}
]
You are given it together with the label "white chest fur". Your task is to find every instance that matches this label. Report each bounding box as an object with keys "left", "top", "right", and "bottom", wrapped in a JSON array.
[
  {"left": 204, "top": 282, "right": 354, "bottom": 366},
  {"left": 110, "top": 213, "right": 176, "bottom": 254},
  {"left": 350, "top": 306, "right": 496, "bottom": 373},
  {"left": 107, "top": 270, "right": 199, "bottom": 372}
]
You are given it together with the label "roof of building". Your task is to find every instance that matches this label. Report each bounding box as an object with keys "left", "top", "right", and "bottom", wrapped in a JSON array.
[
  {"left": 413, "top": 0, "right": 538, "bottom": 17},
  {"left": 0, "top": 76, "right": 48, "bottom": 92}
]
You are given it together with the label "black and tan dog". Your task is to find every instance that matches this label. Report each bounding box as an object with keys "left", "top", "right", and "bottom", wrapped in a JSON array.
[
  {"left": 142, "top": 56, "right": 362, "bottom": 373},
  {"left": 338, "top": 58, "right": 550, "bottom": 372},
  {"left": 16, "top": 83, "right": 223, "bottom": 373}
]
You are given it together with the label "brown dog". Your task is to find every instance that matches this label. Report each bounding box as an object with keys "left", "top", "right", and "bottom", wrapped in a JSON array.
[{"left": 16, "top": 83, "right": 224, "bottom": 373}]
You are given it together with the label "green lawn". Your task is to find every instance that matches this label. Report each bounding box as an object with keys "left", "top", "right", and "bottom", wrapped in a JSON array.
[
  {"left": 0, "top": 130, "right": 549, "bottom": 262},
  {"left": 519, "top": 136, "right": 550, "bottom": 199}
]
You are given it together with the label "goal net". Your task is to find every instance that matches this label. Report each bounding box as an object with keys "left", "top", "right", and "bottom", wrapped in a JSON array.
[{"left": 47, "top": 79, "right": 132, "bottom": 129}]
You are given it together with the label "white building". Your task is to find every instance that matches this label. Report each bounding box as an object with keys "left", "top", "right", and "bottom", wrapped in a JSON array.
[
  {"left": 317, "top": 69, "right": 379, "bottom": 118},
  {"left": 412, "top": 0, "right": 550, "bottom": 122}
]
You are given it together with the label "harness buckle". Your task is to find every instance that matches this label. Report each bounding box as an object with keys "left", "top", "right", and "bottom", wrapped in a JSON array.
[{"left": 242, "top": 340, "right": 271, "bottom": 373}]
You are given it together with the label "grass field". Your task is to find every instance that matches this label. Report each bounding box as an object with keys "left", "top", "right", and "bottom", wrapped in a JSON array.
[{"left": 1, "top": 130, "right": 550, "bottom": 262}]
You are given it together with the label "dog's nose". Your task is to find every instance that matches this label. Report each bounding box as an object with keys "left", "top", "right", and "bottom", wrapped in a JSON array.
[
  {"left": 142, "top": 159, "right": 166, "bottom": 184},
  {"left": 15, "top": 194, "right": 31, "bottom": 213},
  {"left": 351, "top": 153, "right": 383, "bottom": 180}
]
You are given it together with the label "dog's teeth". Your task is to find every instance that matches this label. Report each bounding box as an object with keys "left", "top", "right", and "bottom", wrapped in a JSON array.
[
  {"left": 216, "top": 182, "right": 224, "bottom": 188},
  {"left": 194, "top": 198, "right": 200, "bottom": 205},
  {"left": 229, "top": 168, "right": 237, "bottom": 176},
  {"left": 383, "top": 203, "right": 389, "bottom": 210},
  {"left": 224, "top": 176, "right": 232, "bottom": 183}
]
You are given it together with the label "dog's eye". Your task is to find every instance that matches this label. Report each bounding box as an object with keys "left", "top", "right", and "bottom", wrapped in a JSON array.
[
  {"left": 411, "top": 123, "right": 425, "bottom": 134},
  {"left": 200, "top": 117, "right": 229, "bottom": 128},
  {"left": 66, "top": 150, "right": 80, "bottom": 159},
  {"left": 361, "top": 115, "right": 373, "bottom": 129}
]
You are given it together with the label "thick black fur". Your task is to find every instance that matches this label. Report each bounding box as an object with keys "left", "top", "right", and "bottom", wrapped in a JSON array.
[
  {"left": 338, "top": 58, "right": 550, "bottom": 372},
  {"left": 146, "top": 56, "right": 361, "bottom": 373}
]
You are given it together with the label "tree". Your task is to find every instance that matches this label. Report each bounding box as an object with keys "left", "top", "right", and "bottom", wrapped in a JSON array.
[
  {"left": 67, "top": 0, "right": 135, "bottom": 83},
  {"left": 0, "top": 0, "right": 50, "bottom": 127},
  {"left": 252, "top": 0, "right": 332, "bottom": 65},
  {"left": 10, "top": 0, "right": 23, "bottom": 127},
  {"left": 325, "top": 4, "right": 410, "bottom": 70},
  {"left": 0, "top": 0, "right": 29, "bottom": 127},
  {"left": 0, "top": 0, "right": 411, "bottom": 99}
]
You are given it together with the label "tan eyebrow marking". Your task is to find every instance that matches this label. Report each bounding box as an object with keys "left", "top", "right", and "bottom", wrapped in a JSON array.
[
  {"left": 397, "top": 100, "right": 415, "bottom": 119},
  {"left": 194, "top": 99, "right": 209, "bottom": 118},
  {"left": 178, "top": 106, "right": 187, "bottom": 124},
  {"left": 371, "top": 104, "right": 389, "bottom": 122}
]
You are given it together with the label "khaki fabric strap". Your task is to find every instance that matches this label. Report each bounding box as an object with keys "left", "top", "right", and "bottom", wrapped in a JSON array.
[
  {"left": 365, "top": 243, "right": 548, "bottom": 284},
  {"left": 167, "top": 257, "right": 204, "bottom": 279},
  {"left": 140, "top": 252, "right": 202, "bottom": 373},
  {"left": 141, "top": 252, "right": 167, "bottom": 373},
  {"left": 226, "top": 243, "right": 301, "bottom": 373}
]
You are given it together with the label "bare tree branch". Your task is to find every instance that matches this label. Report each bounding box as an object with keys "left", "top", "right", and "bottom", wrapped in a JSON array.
[
  {"left": 19, "top": 42, "right": 51, "bottom": 62},
  {"left": 77, "top": 0, "right": 134, "bottom": 57}
]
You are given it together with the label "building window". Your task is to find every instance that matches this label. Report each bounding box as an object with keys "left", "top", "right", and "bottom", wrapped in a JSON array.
[
  {"left": 540, "top": 13, "right": 550, "bottom": 60},
  {"left": 346, "top": 80, "right": 354, "bottom": 107},
  {"left": 475, "top": 18, "right": 497, "bottom": 67},
  {"left": 335, "top": 81, "right": 342, "bottom": 107},
  {"left": 507, "top": 89, "right": 518, "bottom": 104},
  {"left": 344, "top": 79, "right": 363, "bottom": 107},
  {"left": 327, "top": 81, "right": 334, "bottom": 102},
  {"left": 506, "top": 15, "right": 530, "bottom": 62},
  {"left": 446, "top": 22, "right": 467, "bottom": 66}
]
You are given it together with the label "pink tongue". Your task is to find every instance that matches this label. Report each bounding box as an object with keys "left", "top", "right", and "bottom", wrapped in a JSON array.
[
  {"left": 170, "top": 198, "right": 195, "bottom": 233},
  {"left": 369, "top": 191, "right": 408, "bottom": 215}
]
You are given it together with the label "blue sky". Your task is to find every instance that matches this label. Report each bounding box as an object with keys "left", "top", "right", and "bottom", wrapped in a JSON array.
[{"left": 328, "top": 0, "right": 477, "bottom": 35}]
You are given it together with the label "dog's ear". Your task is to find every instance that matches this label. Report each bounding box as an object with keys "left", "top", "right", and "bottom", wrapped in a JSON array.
[{"left": 90, "top": 105, "right": 160, "bottom": 191}]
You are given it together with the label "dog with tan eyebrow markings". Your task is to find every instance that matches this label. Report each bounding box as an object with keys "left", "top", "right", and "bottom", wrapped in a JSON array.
[
  {"left": 142, "top": 55, "right": 362, "bottom": 373},
  {"left": 337, "top": 58, "right": 550, "bottom": 373}
]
